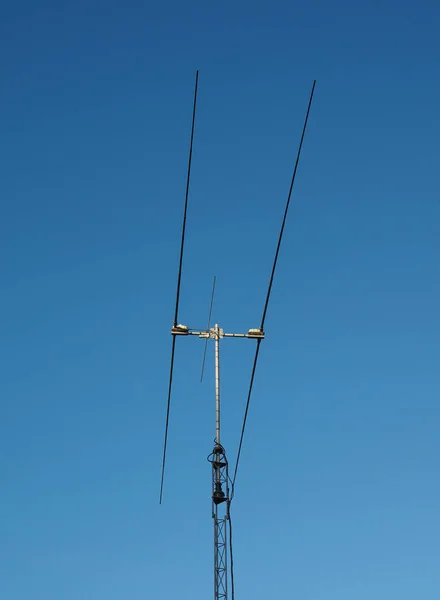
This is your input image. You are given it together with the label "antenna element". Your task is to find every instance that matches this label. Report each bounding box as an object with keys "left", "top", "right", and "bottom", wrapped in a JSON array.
[{"left": 159, "top": 70, "right": 200, "bottom": 504}]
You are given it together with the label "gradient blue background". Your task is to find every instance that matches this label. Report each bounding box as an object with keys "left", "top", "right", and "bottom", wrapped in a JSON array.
[{"left": 1, "top": 1, "right": 439, "bottom": 598}]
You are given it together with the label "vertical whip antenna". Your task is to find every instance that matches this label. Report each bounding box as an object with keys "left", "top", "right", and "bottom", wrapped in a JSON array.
[
  {"left": 160, "top": 70, "right": 199, "bottom": 504},
  {"left": 200, "top": 276, "right": 217, "bottom": 382}
]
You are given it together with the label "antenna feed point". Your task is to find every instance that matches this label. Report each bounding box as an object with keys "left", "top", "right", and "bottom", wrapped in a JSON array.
[
  {"left": 171, "top": 324, "right": 189, "bottom": 335},
  {"left": 247, "top": 328, "right": 265, "bottom": 339}
]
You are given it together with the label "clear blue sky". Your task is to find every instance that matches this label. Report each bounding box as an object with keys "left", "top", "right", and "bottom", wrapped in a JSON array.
[{"left": 1, "top": 1, "right": 439, "bottom": 598}]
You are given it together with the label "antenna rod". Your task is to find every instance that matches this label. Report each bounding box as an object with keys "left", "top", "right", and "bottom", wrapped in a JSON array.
[
  {"left": 233, "top": 80, "right": 316, "bottom": 492},
  {"left": 159, "top": 70, "right": 199, "bottom": 504},
  {"left": 174, "top": 70, "right": 199, "bottom": 327},
  {"left": 260, "top": 79, "right": 316, "bottom": 331},
  {"left": 201, "top": 276, "right": 217, "bottom": 382}
]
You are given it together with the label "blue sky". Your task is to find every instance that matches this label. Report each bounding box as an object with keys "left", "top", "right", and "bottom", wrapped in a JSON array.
[{"left": 1, "top": 1, "right": 440, "bottom": 598}]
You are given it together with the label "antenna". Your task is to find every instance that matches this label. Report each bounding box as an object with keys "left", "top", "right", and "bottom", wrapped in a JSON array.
[
  {"left": 232, "top": 79, "right": 317, "bottom": 492},
  {"left": 160, "top": 74, "right": 316, "bottom": 600},
  {"left": 201, "top": 276, "right": 217, "bottom": 382},
  {"left": 159, "top": 70, "right": 199, "bottom": 504}
]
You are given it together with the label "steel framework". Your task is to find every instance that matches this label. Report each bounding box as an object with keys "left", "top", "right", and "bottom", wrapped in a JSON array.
[{"left": 208, "top": 443, "right": 229, "bottom": 600}]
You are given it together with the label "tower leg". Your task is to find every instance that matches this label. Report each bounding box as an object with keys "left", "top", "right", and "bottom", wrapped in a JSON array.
[{"left": 209, "top": 444, "right": 230, "bottom": 600}]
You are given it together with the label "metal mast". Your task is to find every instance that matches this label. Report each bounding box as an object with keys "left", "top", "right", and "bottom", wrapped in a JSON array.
[
  {"left": 172, "top": 323, "right": 264, "bottom": 600},
  {"left": 208, "top": 324, "right": 229, "bottom": 600}
]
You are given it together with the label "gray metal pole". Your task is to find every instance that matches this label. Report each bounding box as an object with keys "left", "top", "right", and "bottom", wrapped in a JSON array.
[{"left": 214, "top": 324, "right": 220, "bottom": 445}]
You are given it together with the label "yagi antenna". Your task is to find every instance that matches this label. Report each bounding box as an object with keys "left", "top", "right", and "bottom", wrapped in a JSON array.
[{"left": 159, "top": 74, "right": 317, "bottom": 600}]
